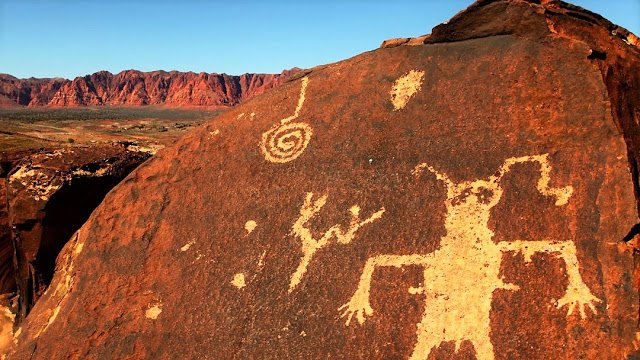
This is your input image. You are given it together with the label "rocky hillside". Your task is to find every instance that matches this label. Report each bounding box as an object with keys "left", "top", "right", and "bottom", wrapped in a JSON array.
[{"left": 0, "top": 69, "right": 298, "bottom": 107}]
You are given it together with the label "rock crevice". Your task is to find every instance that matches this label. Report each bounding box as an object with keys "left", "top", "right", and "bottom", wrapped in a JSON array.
[{"left": 0, "top": 146, "right": 150, "bottom": 327}]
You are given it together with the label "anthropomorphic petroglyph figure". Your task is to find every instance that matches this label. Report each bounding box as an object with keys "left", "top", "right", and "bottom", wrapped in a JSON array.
[
  {"left": 339, "top": 154, "right": 601, "bottom": 360},
  {"left": 289, "top": 192, "right": 385, "bottom": 292}
]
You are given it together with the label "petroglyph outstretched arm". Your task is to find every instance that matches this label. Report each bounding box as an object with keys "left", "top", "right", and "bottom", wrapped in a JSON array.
[
  {"left": 339, "top": 254, "right": 433, "bottom": 326},
  {"left": 497, "top": 154, "right": 573, "bottom": 206},
  {"left": 289, "top": 193, "right": 385, "bottom": 292},
  {"left": 499, "top": 240, "right": 601, "bottom": 319}
]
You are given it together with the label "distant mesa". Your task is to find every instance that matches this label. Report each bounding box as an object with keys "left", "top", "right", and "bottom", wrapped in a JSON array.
[{"left": 0, "top": 68, "right": 300, "bottom": 108}]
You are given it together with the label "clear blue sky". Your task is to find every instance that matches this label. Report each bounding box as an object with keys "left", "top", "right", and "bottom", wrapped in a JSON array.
[{"left": 0, "top": 0, "right": 638, "bottom": 79}]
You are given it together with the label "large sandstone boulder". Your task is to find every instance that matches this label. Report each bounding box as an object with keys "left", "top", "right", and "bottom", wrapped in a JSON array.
[{"left": 10, "top": 0, "right": 640, "bottom": 358}]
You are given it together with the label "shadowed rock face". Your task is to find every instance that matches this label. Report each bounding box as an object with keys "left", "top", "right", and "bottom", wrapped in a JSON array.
[
  {"left": 0, "top": 69, "right": 298, "bottom": 107},
  {"left": 0, "top": 180, "right": 12, "bottom": 295},
  {"left": 9, "top": 0, "right": 640, "bottom": 358},
  {"left": 0, "top": 146, "right": 150, "bottom": 327},
  {"left": 0, "top": 77, "right": 66, "bottom": 108}
]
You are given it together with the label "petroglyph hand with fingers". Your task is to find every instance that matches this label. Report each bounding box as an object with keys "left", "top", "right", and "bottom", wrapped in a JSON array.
[
  {"left": 498, "top": 239, "right": 602, "bottom": 319},
  {"left": 339, "top": 254, "right": 434, "bottom": 326},
  {"left": 557, "top": 281, "right": 602, "bottom": 318}
]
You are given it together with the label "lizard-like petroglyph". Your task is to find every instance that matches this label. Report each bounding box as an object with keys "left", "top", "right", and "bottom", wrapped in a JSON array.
[{"left": 339, "top": 154, "right": 600, "bottom": 360}]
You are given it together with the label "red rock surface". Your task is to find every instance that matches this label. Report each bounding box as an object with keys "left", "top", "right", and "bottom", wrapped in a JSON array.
[
  {"left": 0, "top": 69, "right": 298, "bottom": 108},
  {"left": 8, "top": 0, "right": 640, "bottom": 358}
]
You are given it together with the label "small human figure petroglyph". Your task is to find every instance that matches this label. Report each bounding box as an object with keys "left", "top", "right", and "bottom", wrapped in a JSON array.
[
  {"left": 339, "top": 154, "right": 601, "bottom": 360},
  {"left": 289, "top": 192, "right": 385, "bottom": 292}
]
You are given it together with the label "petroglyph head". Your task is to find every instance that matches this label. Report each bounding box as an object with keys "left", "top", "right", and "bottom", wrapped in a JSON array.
[
  {"left": 415, "top": 154, "right": 573, "bottom": 213},
  {"left": 413, "top": 163, "right": 504, "bottom": 211},
  {"left": 450, "top": 179, "right": 503, "bottom": 209}
]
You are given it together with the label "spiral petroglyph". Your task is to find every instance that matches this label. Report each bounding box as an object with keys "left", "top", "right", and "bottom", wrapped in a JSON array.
[
  {"left": 260, "top": 76, "right": 312, "bottom": 163},
  {"left": 261, "top": 122, "right": 313, "bottom": 163}
]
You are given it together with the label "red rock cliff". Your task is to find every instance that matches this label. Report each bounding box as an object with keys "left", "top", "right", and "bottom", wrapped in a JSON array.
[{"left": 0, "top": 69, "right": 298, "bottom": 107}]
